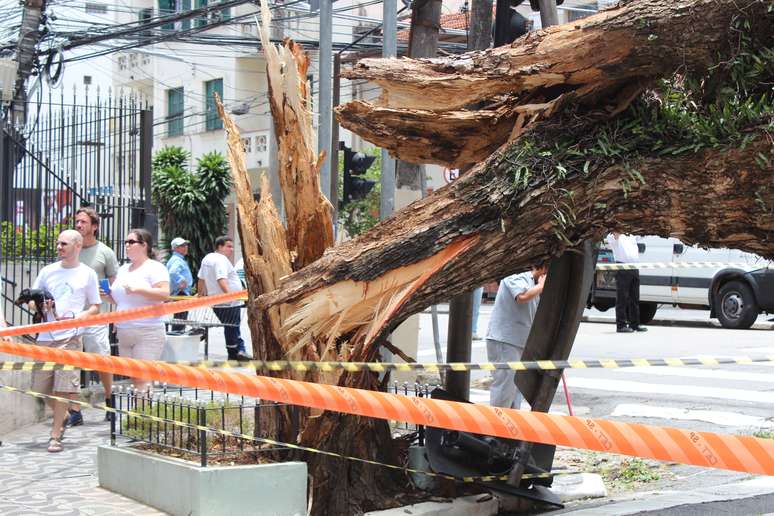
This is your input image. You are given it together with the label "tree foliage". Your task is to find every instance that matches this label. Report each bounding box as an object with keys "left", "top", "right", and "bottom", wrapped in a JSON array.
[{"left": 151, "top": 147, "right": 233, "bottom": 275}]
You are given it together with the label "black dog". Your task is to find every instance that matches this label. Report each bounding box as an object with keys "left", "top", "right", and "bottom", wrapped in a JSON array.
[{"left": 14, "top": 288, "right": 56, "bottom": 324}]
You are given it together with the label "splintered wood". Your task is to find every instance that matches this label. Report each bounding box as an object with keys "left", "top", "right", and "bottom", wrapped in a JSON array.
[{"left": 258, "top": 1, "right": 333, "bottom": 270}]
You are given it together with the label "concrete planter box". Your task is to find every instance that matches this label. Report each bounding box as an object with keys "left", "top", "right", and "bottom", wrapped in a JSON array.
[{"left": 98, "top": 445, "right": 307, "bottom": 516}]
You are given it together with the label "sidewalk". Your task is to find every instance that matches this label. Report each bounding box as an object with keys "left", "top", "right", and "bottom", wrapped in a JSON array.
[{"left": 0, "top": 408, "right": 162, "bottom": 515}]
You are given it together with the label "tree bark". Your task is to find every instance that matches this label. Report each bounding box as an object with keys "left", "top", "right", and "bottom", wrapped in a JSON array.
[
  {"left": 258, "top": 134, "right": 774, "bottom": 340},
  {"left": 338, "top": 0, "right": 774, "bottom": 168}
]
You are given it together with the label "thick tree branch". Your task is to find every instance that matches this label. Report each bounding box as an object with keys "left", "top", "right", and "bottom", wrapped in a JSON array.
[
  {"left": 257, "top": 134, "right": 774, "bottom": 343},
  {"left": 338, "top": 0, "right": 773, "bottom": 166}
]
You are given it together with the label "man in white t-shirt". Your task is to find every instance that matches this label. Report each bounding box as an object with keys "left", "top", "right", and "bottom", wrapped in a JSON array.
[
  {"left": 197, "top": 236, "right": 248, "bottom": 361},
  {"left": 485, "top": 264, "right": 547, "bottom": 410},
  {"left": 30, "top": 229, "right": 101, "bottom": 453},
  {"left": 606, "top": 232, "right": 647, "bottom": 333}
]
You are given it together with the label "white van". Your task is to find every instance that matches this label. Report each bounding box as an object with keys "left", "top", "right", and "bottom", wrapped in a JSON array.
[{"left": 588, "top": 236, "right": 774, "bottom": 329}]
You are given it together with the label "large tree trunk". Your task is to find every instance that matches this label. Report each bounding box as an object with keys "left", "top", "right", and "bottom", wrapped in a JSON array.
[{"left": 231, "top": 1, "right": 773, "bottom": 513}]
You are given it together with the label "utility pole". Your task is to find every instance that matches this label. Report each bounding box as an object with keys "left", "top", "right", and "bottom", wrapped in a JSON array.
[
  {"left": 506, "top": 0, "right": 561, "bottom": 489},
  {"left": 330, "top": 53, "right": 341, "bottom": 223},
  {"left": 318, "top": 0, "right": 333, "bottom": 200},
  {"left": 11, "top": 0, "right": 47, "bottom": 125},
  {"left": 380, "top": 0, "right": 397, "bottom": 219},
  {"left": 537, "top": 0, "right": 559, "bottom": 27},
  {"left": 445, "top": 0, "right": 492, "bottom": 401}
]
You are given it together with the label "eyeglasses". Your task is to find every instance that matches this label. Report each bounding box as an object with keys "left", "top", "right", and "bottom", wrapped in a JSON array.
[{"left": 124, "top": 239, "right": 142, "bottom": 246}]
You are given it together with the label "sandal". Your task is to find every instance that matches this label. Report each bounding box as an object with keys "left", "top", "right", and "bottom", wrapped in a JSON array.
[{"left": 47, "top": 436, "right": 63, "bottom": 453}]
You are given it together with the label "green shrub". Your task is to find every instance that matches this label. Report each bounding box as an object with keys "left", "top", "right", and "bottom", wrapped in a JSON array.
[
  {"left": 0, "top": 221, "right": 63, "bottom": 259},
  {"left": 151, "top": 147, "right": 233, "bottom": 277}
]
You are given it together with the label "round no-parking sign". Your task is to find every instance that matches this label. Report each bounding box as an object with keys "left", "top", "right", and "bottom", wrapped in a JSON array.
[{"left": 443, "top": 168, "right": 460, "bottom": 183}]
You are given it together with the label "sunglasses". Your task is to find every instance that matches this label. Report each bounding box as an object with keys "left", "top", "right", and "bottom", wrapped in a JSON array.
[{"left": 125, "top": 239, "right": 143, "bottom": 246}]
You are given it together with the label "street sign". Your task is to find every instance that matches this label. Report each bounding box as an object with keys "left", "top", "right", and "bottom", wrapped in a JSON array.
[{"left": 443, "top": 168, "right": 460, "bottom": 183}]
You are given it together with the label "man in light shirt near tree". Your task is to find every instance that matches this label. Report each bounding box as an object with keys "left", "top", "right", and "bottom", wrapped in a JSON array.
[
  {"left": 197, "top": 236, "right": 249, "bottom": 361},
  {"left": 606, "top": 232, "right": 647, "bottom": 333},
  {"left": 29, "top": 229, "right": 101, "bottom": 452},
  {"left": 485, "top": 264, "right": 547, "bottom": 410}
]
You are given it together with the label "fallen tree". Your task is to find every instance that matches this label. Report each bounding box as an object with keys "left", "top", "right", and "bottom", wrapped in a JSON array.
[{"left": 230, "top": 1, "right": 774, "bottom": 514}]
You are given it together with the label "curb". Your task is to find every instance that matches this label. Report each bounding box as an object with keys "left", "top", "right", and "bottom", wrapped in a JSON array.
[
  {"left": 581, "top": 315, "right": 774, "bottom": 331},
  {"left": 555, "top": 476, "right": 774, "bottom": 515}
]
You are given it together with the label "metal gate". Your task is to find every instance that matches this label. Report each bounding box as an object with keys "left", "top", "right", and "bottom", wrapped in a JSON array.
[{"left": 0, "top": 90, "right": 154, "bottom": 326}]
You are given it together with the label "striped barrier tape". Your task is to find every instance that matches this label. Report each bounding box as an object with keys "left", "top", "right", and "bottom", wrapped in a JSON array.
[
  {"left": 0, "top": 290, "right": 247, "bottom": 338},
  {"left": 595, "top": 261, "right": 774, "bottom": 271},
  {"left": 0, "top": 383, "right": 555, "bottom": 484},
  {"left": 0, "top": 340, "right": 771, "bottom": 476},
  {"left": 2, "top": 354, "right": 773, "bottom": 373}
]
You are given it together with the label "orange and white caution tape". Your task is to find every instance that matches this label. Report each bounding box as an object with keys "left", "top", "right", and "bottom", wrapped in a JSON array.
[
  {"left": 0, "top": 291, "right": 247, "bottom": 338},
  {"left": 0, "top": 339, "right": 771, "bottom": 476}
]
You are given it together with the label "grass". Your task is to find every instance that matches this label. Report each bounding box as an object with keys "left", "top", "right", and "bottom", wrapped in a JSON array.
[
  {"left": 753, "top": 430, "right": 774, "bottom": 439},
  {"left": 609, "top": 458, "right": 662, "bottom": 485}
]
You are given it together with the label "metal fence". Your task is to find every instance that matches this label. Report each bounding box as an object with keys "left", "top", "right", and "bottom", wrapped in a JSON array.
[
  {"left": 108, "top": 381, "right": 435, "bottom": 467},
  {"left": 0, "top": 89, "right": 153, "bottom": 326},
  {"left": 111, "top": 384, "right": 299, "bottom": 467}
]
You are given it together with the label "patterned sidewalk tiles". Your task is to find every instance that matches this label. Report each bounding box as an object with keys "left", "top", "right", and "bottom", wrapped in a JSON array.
[{"left": 0, "top": 409, "right": 165, "bottom": 515}]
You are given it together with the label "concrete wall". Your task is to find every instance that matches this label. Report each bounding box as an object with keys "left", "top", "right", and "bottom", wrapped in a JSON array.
[{"left": 0, "top": 352, "right": 46, "bottom": 436}]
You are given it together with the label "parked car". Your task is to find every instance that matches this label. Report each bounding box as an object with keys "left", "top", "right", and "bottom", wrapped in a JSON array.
[{"left": 587, "top": 236, "right": 774, "bottom": 329}]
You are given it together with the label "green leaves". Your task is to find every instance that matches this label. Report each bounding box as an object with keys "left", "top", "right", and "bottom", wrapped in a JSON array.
[{"left": 151, "top": 147, "right": 233, "bottom": 276}]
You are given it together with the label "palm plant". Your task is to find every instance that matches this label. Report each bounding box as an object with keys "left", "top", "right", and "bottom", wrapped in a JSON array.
[{"left": 151, "top": 147, "right": 233, "bottom": 277}]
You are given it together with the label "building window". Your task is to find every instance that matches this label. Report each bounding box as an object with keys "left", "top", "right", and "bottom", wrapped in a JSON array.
[
  {"left": 255, "top": 134, "right": 267, "bottom": 153},
  {"left": 159, "top": 0, "right": 176, "bottom": 31},
  {"left": 167, "top": 87, "right": 184, "bottom": 137},
  {"left": 218, "top": 0, "right": 231, "bottom": 21},
  {"left": 139, "top": 8, "right": 153, "bottom": 36},
  {"left": 85, "top": 2, "right": 108, "bottom": 14},
  {"left": 195, "top": 0, "right": 208, "bottom": 28},
  {"left": 83, "top": 75, "right": 92, "bottom": 85},
  {"left": 204, "top": 79, "right": 223, "bottom": 131},
  {"left": 180, "top": 0, "right": 191, "bottom": 30}
]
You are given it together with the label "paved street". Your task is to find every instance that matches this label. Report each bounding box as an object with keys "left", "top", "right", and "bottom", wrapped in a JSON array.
[{"left": 420, "top": 304, "right": 774, "bottom": 435}]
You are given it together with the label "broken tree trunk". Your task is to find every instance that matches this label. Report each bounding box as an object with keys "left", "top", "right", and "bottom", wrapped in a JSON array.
[
  {"left": 338, "top": 0, "right": 774, "bottom": 168},
  {"left": 218, "top": 5, "right": 410, "bottom": 513}
]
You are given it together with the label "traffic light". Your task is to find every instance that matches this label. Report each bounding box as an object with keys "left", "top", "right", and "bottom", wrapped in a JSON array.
[{"left": 340, "top": 142, "right": 376, "bottom": 208}]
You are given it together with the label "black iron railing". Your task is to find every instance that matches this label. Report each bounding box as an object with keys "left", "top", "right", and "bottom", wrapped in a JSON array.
[
  {"left": 0, "top": 89, "right": 152, "bottom": 327},
  {"left": 110, "top": 384, "right": 297, "bottom": 467}
]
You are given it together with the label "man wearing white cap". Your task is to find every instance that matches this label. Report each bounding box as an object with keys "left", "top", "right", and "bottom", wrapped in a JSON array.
[{"left": 167, "top": 237, "right": 193, "bottom": 331}]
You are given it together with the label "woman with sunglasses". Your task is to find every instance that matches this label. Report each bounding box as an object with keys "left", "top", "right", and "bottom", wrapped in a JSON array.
[{"left": 105, "top": 228, "right": 170, "bottom": 392}]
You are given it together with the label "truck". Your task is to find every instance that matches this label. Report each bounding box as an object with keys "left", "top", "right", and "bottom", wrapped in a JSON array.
[{"left": 587, "top": 237, "right": 774, "bottom": 329}]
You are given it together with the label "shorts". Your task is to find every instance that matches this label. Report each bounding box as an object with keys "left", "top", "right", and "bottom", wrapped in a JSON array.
[
  {"left": 117, "top": 325, "right": 165, "bottom": 362},
  {"left": 82, "top": 325, "right": 110, "bottom": 355},
  {"left": 31, "top": 336, "right": 82, "bottom": 394}
]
